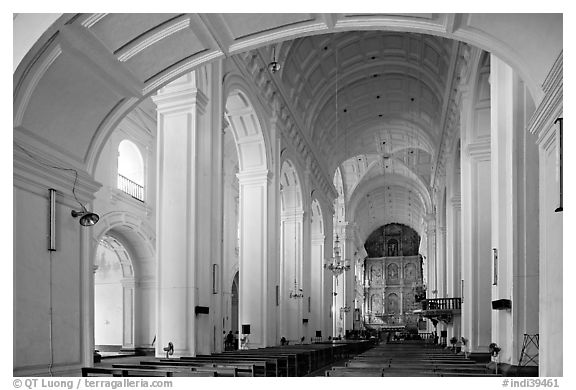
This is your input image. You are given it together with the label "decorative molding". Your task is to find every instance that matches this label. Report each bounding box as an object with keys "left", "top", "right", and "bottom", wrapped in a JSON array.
[
  {"left": 465, "top": 137, "right": 491, "bottom": 161},
  {"left": 143, "top": 50, "right": 224, "bottom": 95},
  {"left": 235, "top": 51, "right": 337, "bottom": 205},
  {"left": 450, "top": 195, "right": 461, "bottom": 209},
  {"left": 527, "top": 51, "right": 563, "bottom": 146},
  {"left": 432, "top": 42, "right": 470, "bottom": 190},
  {"left": 81, "top": 13, "right": 108, "bottom": 28},
  {"left": 152, "top": 86, "right": 209, "bottom": 115},
  {"left": 14, "top": 44, "right": 62, "bottom": 126},
  {"left": 117, "top": 17, "right": 191, "bottom": 62},
  {"left": 236, "top": 169, "right": 273, "bottom": 186},
  {"left": 14, "top": 142, "right": 101, "bottom": 205},
  {"left": 227, "top": 20, "right": 328, "bottom": 54}
]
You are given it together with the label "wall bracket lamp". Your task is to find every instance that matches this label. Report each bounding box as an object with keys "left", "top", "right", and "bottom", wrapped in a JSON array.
[{"left": 71, "top": 205, "right": 100, "bottom": 226}]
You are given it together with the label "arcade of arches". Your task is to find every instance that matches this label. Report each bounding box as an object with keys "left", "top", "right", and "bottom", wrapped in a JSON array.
[{"left": 13, "top": 14, "right": 562, "bottom": 377}]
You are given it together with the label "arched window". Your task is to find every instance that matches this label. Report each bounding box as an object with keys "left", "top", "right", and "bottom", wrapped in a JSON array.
[{"left": 117, "top": 140, "right": 145, "bottom": 201}]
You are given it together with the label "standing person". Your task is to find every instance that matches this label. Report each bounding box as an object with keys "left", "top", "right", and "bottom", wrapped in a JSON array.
[{"left": 226, "top": 331, "right": 234, "bottom": 350}]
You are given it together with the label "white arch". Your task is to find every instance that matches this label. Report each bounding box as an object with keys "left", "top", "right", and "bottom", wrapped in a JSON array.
[{"left": 223, "top": 75, "right": 272, "bottom": 173}]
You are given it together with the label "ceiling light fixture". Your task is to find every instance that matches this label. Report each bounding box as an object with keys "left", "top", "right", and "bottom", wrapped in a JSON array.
[{"left": 268, "top": 46, "right": 281, "bottom": 73}]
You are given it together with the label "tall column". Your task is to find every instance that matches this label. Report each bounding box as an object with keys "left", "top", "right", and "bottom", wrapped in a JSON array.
[
  {"left": 237, "top": 169, "right": 273, "bottom": 348},
  {"left": 322, "top": 210, "right": 335, "bottom": 339},
  {"left": 446, "top": 194, "right": 461, "bottom": 340},
  {"left": 437, "top": 225, "right": 447, "bottom": 298},
  {"left": 533, "top": 104, "right": 562, "bottom": 376},
  {"left": 490, "top": 55, "right": 514, "bottom": 365},
  {"left": 279, "top": 209, "right": 304, "bottom": 341},
  {"left": 425, "top": 216, "right": 437, "bottom": 299},
  {"left": 342, "top": 224, "right": 355, "bottom": 333},
  {"left": 460, "top": 79, "right": 492, "bottom": 353},
  {"left": 135, "top": 278, "right": 156, "bottom": 350},
  {"left": 490, "top": 55, "right": 540, "bottom": 369},
  {"left": 311, "top": 233, "right": 325, "bottom": 339},
  {"left": 153, "top": 66, "right": 222, "bottom": 357}
]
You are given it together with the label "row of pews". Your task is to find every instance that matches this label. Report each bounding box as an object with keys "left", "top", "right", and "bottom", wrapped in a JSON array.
[
  {"left": 325, "top": 341, "right": 501, "bottom": 377},
  {"left": 82, "top": 340, "right": 373, "bottom": 377}
]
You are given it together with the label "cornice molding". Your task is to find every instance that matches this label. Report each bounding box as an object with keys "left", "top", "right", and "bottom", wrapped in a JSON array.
[{"left": 14, "top": 142, "right": 101, "bottom": 205}]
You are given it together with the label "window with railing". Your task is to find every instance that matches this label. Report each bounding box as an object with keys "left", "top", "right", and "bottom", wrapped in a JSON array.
[
  {"left": 118, "top": 140, "right": 145, "bottom": 202},
  {"left": 117, "top": 174, "right": 144, "bottom": 201}
]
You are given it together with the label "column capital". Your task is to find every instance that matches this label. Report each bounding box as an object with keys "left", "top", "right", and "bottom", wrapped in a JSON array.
[
  {"left": 236, "top": 169, "right": 273, "bottom": 186},
  {"left": 450, "top": 196, "right": 462, "bottom": 209},
  {"left": 152, "top": 85, "right": 209, "bottom": 115},
  {"left": 311, "top": 233, "right": 325, "bottom": 243},
  {"left": 465, "top": 137, "right": 491, "bottom": 161}
]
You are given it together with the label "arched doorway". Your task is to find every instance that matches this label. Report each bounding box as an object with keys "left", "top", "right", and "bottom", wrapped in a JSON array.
[
  {"left": 94, "top": 235, "right": 134, "bottom": 354},
  {"left": 92, "top": 212, "right": 157, "bottom": 357}
]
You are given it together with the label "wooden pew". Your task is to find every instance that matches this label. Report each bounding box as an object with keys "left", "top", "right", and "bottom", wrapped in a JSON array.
[
  {"left": 113, "top": 363, "right": 247, "bottom": 377},
  {"left": 326, "top": 368, "right": 383, "bottom": 377},
  {"left": 178, "top": 356, "right": 279, "bottom": 376},
  {"left": 211, "top": 352, "right": 292, "bottom": 376},
  {"left": 82, "top": 367, "right": 176, "bottom": 377}
]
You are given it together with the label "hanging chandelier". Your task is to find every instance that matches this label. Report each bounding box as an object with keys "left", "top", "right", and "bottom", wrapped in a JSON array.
[
  {"left": 289, "top": 278, "right": 304, "bottom": 299},
  {"left": 324, "top": 235, "right": 350, "bottom": 277}
]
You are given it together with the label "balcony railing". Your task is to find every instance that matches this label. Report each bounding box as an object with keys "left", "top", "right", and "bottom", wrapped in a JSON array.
[
  {"left": 117, "top": 174, "right": 144, "bottom": 202},
  {"left": 420, "top": 298, "right": 461, "bottom": 311}
]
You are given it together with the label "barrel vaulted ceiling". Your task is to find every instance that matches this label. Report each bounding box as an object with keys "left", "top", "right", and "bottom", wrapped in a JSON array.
[
  {"left": 14, "top": 13, "right": 563, "bottom": 242},
  {"left": 266, "top": 31, "right": 456, "bottom": 239}
]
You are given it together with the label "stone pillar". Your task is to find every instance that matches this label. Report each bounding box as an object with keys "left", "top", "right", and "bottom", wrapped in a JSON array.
[
  {"left": 528, "top": 53, "right": 562, "bottom": 376},
  {"left": 153, "top": 68, "right": 221, "bottom": 357},
  {"left": 425, "top": 216, "right": 437, "bottom": 299},
  {"left": 490, "top": 55, "right": 514, "bottom": 365},
  {"left": 322, "top": 205, "right": 335, "bottom": 339},
  {"left": 460, "top": 74, "right": 492, "bottom": 353},
  {"left": 446, "top": 195, "right": 462, "bottom": 340},
  {"left": 121, "top": 279, "right": 135, "bottom": 350},
  {"left": 135, "top": 278, "right": 156, "bottom": 350},
  {"left": 237, "top": 169, "right": 273, "bottom": 348},
  {"left": 490, "top": 55, "right": 541, "bottom": 369},
  {"left": 437, "top": 225, "right": 447, "bottom": 298},
  {"left": 342, "top": 224, "right": 355, "bottom": 333},
  {"left": 311, "top": 233, "right": 325, "bottom": 339},
  {"left": 280, "top": 209, "right": 304, "bottom": 342}
]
